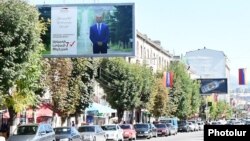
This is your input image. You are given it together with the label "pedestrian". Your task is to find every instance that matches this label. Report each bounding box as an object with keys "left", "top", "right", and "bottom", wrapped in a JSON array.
[{"left": 71, "top": 121, "right": 75, "bottom": 127}]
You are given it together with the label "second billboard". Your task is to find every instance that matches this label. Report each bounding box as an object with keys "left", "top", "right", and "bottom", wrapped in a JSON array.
[
  {"left": 37, "top": 3, "right": 135, "bottom": 58},
  {"left": 198, "top": 78, "right": 228, "bottom": 94}
]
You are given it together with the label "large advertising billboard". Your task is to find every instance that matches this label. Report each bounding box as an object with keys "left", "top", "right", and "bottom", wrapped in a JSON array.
[
  {"left": 198, "top": 78, "right": 228, "bottom": 94},
  {"left": 37, "top": 3, "right": 135, "bottom": 57}
]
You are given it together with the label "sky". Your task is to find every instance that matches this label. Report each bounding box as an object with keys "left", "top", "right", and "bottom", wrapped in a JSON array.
[{"left": 29, "top": 0, "right": 250, "bottom": 89}]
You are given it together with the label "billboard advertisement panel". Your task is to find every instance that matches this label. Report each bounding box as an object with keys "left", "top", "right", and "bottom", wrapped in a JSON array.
[
  {"left": 37, "top": 3, "right": 135, "bottom": 57},
  {"left": 198, "top": 78, "right": 228, "bottom": 94}
]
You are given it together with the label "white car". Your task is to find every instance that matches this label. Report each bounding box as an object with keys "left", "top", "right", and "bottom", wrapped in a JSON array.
[
  {"left": 187, "top": 122, "right": 195, "bottom": 132},
  {"left": 101, "top": 124, "right": 124, "bottom": 141},
  {"left": 197, "top": 122, "right": 204, "bottom": 130}
]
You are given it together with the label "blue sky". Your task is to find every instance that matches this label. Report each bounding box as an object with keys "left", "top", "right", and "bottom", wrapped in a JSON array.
[{"left": 30, "top": 0, "right": 250, "bottom": 88}]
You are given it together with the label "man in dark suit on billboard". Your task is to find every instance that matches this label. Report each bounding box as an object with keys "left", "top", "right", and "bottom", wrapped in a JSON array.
[{"left": 89, "top": 13, "right": 110, "bottom": 54}]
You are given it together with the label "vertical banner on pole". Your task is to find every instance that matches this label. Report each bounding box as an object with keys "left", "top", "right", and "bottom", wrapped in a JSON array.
[
  {"left": 166, "top": 72, "right": 174, "bottom": 88},
  {"left": 163, "top": 72, "right": 167, "bottom": 87},
  {"left": 239, "top": 68, "right": 247, "bottom": 85}
]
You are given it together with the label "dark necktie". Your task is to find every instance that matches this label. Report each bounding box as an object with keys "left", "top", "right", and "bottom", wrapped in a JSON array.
[{"left": 98, "top": 23, "right": 101, "bottom": 35}]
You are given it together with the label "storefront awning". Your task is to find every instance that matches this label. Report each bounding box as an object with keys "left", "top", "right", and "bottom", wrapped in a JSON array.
[{"left": 85, "top": 103, "right": 116, "bottom": 114}]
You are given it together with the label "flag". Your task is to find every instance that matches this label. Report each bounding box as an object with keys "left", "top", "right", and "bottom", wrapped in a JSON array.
[
  {"left": 239, "top": 68, "right": 247, "bottom": 85},
  {"left": 163, "top": 72, "right": 167, "bottom": 87},
  {"left": 166, "top": 72, "right": 174, "bottom": 88}
]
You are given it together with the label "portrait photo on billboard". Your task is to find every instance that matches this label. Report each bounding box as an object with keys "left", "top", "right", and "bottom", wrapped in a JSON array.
[
  {"left": 37, "top": 3, "right": 135, "bottom": 58},
  {"left": 198, "top": 78, "right": 228, "bottom": 94}
]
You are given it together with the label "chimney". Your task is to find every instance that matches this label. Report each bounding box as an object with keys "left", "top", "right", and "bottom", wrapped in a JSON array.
[{"left": 153, "top": 40, "right": 161, "bottom": 45}]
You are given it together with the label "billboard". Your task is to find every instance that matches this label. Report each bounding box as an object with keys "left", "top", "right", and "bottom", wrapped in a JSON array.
[
  {"left": 37, "top": 3, "right": 135, "bottom": 58},
  {"left": 198, "top": 78, "right": 228, "bottom": 94}
]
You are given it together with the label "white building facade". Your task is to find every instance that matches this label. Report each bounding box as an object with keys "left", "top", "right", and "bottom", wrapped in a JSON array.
[{"left": 184, "top": 48, "right": 230, "bottom": 102}]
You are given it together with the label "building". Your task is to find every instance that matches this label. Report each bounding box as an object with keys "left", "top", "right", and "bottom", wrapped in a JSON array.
[
  {"left": 184, "top": 47, "right": 230, "bottom": 102},
  {"left": 128, "top": 30, "right": 172, "bottom": 72}
]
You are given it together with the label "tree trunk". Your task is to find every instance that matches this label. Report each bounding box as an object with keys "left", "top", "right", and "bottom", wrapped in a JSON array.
[
  {"left": 8, "top": 106, "right": 17, "bottom": 136},
  {"left": 61, "top": 116, "right": 67, "bottom": 127},
  {"left": 74, "top": 112, "right": 79, "bottom": 127},
  {"left": 130, "top": 108, "right": 134, "bottom": 124},
  {"left": 117, "top": 108, "right": 124, "bottom": 124}
]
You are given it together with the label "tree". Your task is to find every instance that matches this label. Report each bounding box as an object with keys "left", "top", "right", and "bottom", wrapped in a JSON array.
[
  {"left": 108, "top": 6, "right": 133, "bottom": 48},
  {"left": 98, "top": 58, "right": 150, "bottom": 122},
  {"left": 47, "top": 58, "right": 72, "bottom": 124},
  {"left": 0, "top": 0, "right": 44, "bottom": 129},
  {"left": 168, "top": 61, "right": 192, "bottom": 119},
  {"left": 65, "top": 58, "right": 98, "bottom": 125},
  {"left": 148, "top": 78, "right": 169, "bottom": 119},
  {"left": 190, "top": 80, "right": 202, "bottom": 118}
]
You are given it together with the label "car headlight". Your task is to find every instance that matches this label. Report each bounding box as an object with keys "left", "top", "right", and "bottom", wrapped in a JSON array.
[{"left": 144, "top": 131, "right": 149, "bottom": 134}]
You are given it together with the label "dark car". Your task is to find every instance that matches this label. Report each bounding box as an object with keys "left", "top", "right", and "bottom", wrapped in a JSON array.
[
  {"left": 154, "top": 123, "right": 169, "bottom": 136},
  {"left": 134, "top": 123, "right": 153, "bottom": 139},
  {"left": 54, "top": 127, "right": 82, "bottom": 141},
  {"left": 134, "top": 123, "right": 157, "bottom": 139},
  {"left": 178, "top": 120, "right": 190, "bottom": 132}
]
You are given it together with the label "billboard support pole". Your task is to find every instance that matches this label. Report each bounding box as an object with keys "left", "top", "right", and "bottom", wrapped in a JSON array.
[{"left": 205, "top": 96, "right": 208, "bottom": 122}]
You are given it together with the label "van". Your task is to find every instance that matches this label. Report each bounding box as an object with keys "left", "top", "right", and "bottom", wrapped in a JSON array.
[
  {"left": 7, "top": 123, "right": 55, "bottom": 141},
  {"left": 159, "top": 117, "right": 178, "bottom": 132}
]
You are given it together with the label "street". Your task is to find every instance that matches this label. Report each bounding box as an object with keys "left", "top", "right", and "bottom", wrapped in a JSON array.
[{"left": 136, "top": 131, "right": 203, "bottom": 141}]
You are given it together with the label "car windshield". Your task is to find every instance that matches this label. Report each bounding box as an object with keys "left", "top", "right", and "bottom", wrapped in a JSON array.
[
  {"left": 101, "top": 125, "right": 117, "bottom": 131},
  {"left": 166, "top": 123, "right": 172, "bottom": 127},
  {"left": 16, "top": 126, "right": 38, "bottom": 135},
  {"left": 78, "top": 126, "right": 95, "bottom": 132},
  {"left": 54, "top": 127, "right": 71, "bottom": 134},
  {"left": 155, "top": 124, "right": 166, "bottom": 128},
  {"left": 134, "top": 124, "right": 148, "bottom": 129},
  {"left": 120, "top": 125, "right": 131, "bottom": 129},
  {"left": 178, "top": 121, "right": 187, "bottom": 125}
]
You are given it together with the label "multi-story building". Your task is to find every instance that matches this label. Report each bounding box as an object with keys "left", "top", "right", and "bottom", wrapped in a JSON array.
[
  {"left": 128, "top": 30, "right": 172, "bottom": 72},
  {"left": 184, "top": 47, "right": 230, "bottom": 102}
]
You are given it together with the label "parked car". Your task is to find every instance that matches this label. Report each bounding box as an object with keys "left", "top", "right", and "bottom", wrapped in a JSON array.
[
  {"left": 188, "top": 120, "right": 199, "bottom": 131},
  {"left": 187, "top": 122, "right": 195, "bottom": 132},
  {"left": 78, "top": 125, "right": 106, "bottom": 141},
  {"left": 120, "top": 124, "right": 136, "bottom": 140},
  {"left": 7, "top": 123, "right": 55, "bottom": 141},
  {"left": 54, "top": 126, "right": 82, "bottom": 141},
  {"left": 154, "top": 123, "right": 169, "bottom": 136},
  {"left": 197, "top": 121, "right": 204, "bottom": 130},
  {"left": 134, "top": 123, "right": 157, "bottom": 139},
  {"left": 166, "top": 123, "right": 177, "bottom": 135},
  {"left": 101, "top": 124, "right": 124, "bottom": 141},
  {"left": 177, "top": 120, "right": 190, "bottom": 132}
]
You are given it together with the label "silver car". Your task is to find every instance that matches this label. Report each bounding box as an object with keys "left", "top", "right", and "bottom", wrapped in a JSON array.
[
  {"left": 7, "top": 123, "right": 55, "bottom": 141},
  {"left": 54, "top": 127, "right": 82, "bottom": 141},
  {"left": 78, "top": 125, "right": 106, "bottom": 141}
]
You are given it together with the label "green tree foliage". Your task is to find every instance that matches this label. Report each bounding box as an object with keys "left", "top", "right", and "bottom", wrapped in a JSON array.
[
  {"left": 169, "top": 61, "right": 191, "bottom": 119},
  {"left": 137, "top": 65, "right": 155, "bottom": 109},
  {"left": 148, "top": 78, "right": 169, "bottom": 118},
  {"left": 190, "top": 80, "right": 202, "bottom": 117},
  {"left": 108, "top": 6, "right": 133, "bottom": 48},
  {"left": 168, "top": 61, "right": 200, "bottom": 120},
  {"left": 98, "top": 58, "right": 153, "bottom": 122},
  {"left": 209, "top": 101, "right": 233, "bottom": 120},
  {"left": 47, "top": 58, "right": 72, "bottom": 119},
  {"left": 65, "top": 58, "right": 98, "bottom": 124},
  {"left": 0, "top": 0, "right": 44, "bottom": 126}
]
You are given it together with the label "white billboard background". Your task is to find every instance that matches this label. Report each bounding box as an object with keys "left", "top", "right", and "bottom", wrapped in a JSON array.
[{"left": 51, "top": 7, "right": 78, "bottom": 55}]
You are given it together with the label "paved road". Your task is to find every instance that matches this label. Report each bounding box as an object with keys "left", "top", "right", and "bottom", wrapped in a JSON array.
[{"left": 136, "top": 131, "right": 203, "bottom": 141}]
